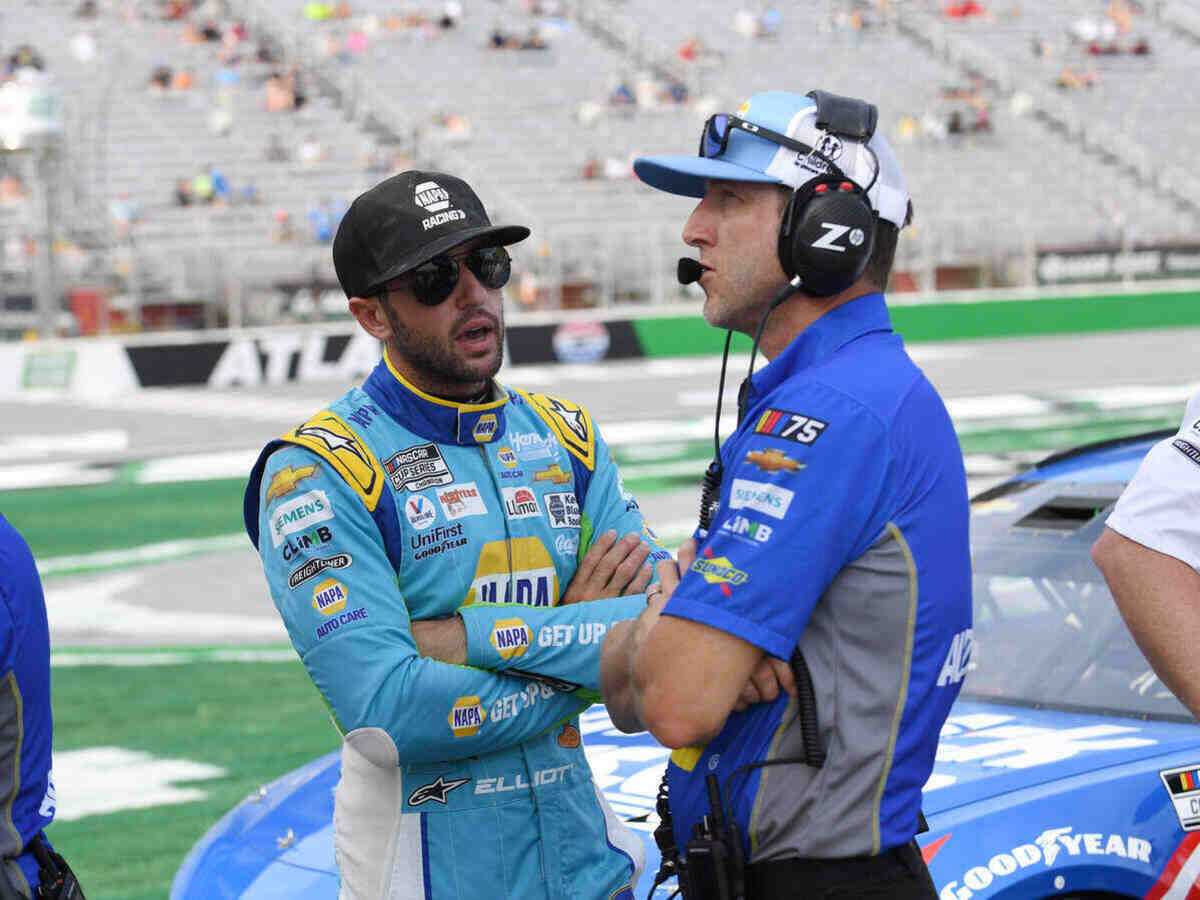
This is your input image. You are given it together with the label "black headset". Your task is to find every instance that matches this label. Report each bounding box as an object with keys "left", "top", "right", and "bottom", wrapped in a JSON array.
[{"left": 777, "top": 90, "right": 880, "bottom": 297}]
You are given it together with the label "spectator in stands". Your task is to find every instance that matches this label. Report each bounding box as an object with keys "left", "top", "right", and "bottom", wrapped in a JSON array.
[
  {"left": 307, "top": 197, "right": 345, "bottom": 243},
  {"left": 74, "top": 0, "right": 99, "bottom": 18},
  {"left": 272, "top": 208, "right": 296, "bottom": 242},
  {"left": 171, "top": 66, "right": 196, "bottom": 91},
  {"left": 191, "top": 168, "right": 215, "bottom": 205},
  {"left": 209, "top": 166, "right": 232, "bottom": 205},
  {"left": 439, "top": 1, "right": 464, "bottom": 28},
  {"left": 0, "top": 172, "right": 27, "bottom": 204},
  {"left": 608, "top": 76, "right": 636, "bottom": 107},
  {"left": 6, "top": 45, "right": 45, "bottom": 78},
  {"left": 265, "top": 70, "right": 295, "bottom": 111},
  {"left": 173, "top": 178, "right": 193, "bottom": 207},
  {"left": 148, "top": 64, "right": 173, "bottom": 93},
  {"left": 263, "top": 133, "right": 290, "bottom": 163},
  {"left": 297, "top": 133, "right": 328, "bottom": 166},
  {"left": 108, "top": 193, "right": 141, "bottom": 242}
]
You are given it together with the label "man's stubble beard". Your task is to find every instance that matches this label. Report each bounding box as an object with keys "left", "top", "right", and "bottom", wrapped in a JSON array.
[{"left": 383, "top": 300, "right": 505, "bottom": 387}]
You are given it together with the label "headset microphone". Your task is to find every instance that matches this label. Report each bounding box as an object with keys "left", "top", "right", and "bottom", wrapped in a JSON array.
[{"left": 677, "top": 257, "right": 704, "bottom": 285}]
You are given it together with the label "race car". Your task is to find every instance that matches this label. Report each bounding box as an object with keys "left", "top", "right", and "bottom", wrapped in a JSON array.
[{"left": 172, "top": 429, "right": 1200, "bottom": 899}]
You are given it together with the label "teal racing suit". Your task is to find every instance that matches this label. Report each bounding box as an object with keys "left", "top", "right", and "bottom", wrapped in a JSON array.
[{"left": 244, "top": 355, "right": 669, "bottom": 900}]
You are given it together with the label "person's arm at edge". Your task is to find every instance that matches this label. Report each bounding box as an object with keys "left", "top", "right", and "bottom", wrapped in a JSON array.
[{"left": 1093, "top": 526, "right": 1200, "bottom": 720}]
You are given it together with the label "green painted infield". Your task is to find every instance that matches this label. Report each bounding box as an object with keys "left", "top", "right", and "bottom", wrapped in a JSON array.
[{"left": 46, "top": 657, "right": 336, "bottom": 900}]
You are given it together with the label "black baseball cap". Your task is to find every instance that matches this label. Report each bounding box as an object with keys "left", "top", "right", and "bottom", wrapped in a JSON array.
[{"left": 332, "top": 170, "right": 531, "bottom": 299}]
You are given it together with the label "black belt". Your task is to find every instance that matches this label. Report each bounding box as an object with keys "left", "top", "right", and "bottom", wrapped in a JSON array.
[{"left": 746, "top": 841, "right": 920, "bottom": 895}]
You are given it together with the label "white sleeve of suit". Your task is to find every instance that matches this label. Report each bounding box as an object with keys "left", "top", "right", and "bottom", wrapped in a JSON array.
[{"left": 1105, "top": 386, "right": 1200, "bottom": 572}]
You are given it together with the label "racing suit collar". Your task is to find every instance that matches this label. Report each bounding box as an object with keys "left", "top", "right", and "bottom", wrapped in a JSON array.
[
  {"left": 362, "top": 356, "right": 510, "bottom": 445},
  {"left": 752, "top": 291, "right": 892, "bottom": 395}
]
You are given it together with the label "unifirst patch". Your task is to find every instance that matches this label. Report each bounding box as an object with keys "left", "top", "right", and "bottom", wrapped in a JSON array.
[
  {"left": 449, "top": 696, "right": 486, "bottom": 737},
  {"left": 490, "top": 618, "right": 532, "bottom": 660}
]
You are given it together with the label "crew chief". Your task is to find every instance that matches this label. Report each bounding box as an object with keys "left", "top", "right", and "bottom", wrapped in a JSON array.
[
  {"left": 1092, "top": 386, "right": 1200, "bottom": 720},
  {"left": 244, "top": 170, "right": 672, "bottom": 899},
  {"left": 600, "top": 90, "right": 973, "bottom": 899}
]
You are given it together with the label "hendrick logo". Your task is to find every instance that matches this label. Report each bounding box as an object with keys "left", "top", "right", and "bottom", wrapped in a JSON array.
[{"left": 287, "top": 553, "right": 352, "bottom": 589}]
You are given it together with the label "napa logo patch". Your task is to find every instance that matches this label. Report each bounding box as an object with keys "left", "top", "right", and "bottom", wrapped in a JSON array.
[
  {"left": 270, "top": 490, "right": 333, "bottom": 547},
  {"left": 470, "top": 538, "right": 558, "bottom": 607},
  {"left": 415, "top": 180, "right": 467, "bottom": 231},
  {"left": 265, "top": 463, "right": 320, "bottom": 503},
  {"left": 490, "top": 618, "right": 533, "bottom": 660},
  {"left": 690, "top": 548, "right": 749, "bottom": 598},
  {"left": 449, "top": 696, "right": 486, "bottom": 737},
  {"left": 497, "top": 446, "right": 518, "bottom": 468},
  {"left": 312, "top": 578, "right": 348, "bottom": 616},
  {"left": 472, "top": 413, "right": 499, "bottom": 443}
]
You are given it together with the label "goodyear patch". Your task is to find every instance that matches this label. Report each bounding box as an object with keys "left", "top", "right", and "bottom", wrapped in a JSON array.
[
  {"left": 284, "top": 412, "right": 384, "bottom": 511},
  {"left": 266, "top": 463, "right": 321, "bottom": 503},
  {"left": 490, "top": 618, "right": 532, "bottom": 660},
  {"left": 449, "top": 696, "right": 486, "bottom": 737},
  {"left": 312, "top": 578, "right": 348, "bottom": 616},
  {"left": 517, "top": 390, "right": 595, "bottom": 471}
]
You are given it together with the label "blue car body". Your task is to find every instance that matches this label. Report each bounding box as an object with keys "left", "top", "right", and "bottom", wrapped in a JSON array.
[{"left": 175, "top": 431, "right": 1200, "bottom": 899}]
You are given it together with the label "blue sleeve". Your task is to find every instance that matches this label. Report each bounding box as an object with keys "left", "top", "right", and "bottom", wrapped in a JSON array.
[
  {"left": 663, "top": 385, "right": 892, "bottom": 660},
  {"left": 459, "top": 593, "right": 645, "bottom": 699},
  {"left": 257, "top": 446, "right": 589, "bottom": 765},
  {"left": 460, "top": 425, "right": 668, "bottom": 697}
]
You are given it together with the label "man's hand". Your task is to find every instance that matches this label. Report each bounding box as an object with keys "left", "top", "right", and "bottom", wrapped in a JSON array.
[
  {"left": 411, "top": 615, "right": 467, "bottom": 666},
  {"left": 732, "top": 656, "right": 797, "bottom": 711},
  {"left": 561, "top": 530, "right": 655, "bottom": 605}
]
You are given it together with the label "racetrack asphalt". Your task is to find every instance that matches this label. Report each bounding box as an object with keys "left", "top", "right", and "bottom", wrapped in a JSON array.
[{"left": 8, "top": 326, "right": 1198, "bottom": 649}]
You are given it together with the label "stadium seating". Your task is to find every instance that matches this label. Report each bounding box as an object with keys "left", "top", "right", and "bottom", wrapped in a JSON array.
[{"left": 1, "top": 0, "right": 1197, "bottom": 331}]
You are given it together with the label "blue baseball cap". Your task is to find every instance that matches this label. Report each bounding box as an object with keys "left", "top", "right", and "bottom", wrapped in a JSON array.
[{"left": 634, "top": 90, "right": 910, "bottom": 228}]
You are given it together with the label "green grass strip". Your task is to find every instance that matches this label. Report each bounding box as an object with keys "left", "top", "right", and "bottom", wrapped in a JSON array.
[
  {"left": 46, "top": 659, "right": 337, "bottom": 900},
  {"left": 1, "top": 478, "right": 248, "bottom": 560}
]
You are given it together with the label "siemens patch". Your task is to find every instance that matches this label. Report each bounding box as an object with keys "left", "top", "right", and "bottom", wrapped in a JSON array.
[
  {"left": 753, "top": 408, "right": 829, "bottom": 445},
  {"left": 270, "top": 490, "right": 334, "bottom": 547}
]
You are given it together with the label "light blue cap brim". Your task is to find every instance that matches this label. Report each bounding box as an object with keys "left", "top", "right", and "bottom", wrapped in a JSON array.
[{"left": 633, "top": 155, "right": 784, "bottom": 198}]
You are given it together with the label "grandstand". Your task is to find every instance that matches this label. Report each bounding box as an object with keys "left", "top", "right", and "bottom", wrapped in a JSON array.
[{"left": 0, "top": 0, "right": 1198, "bottom": 334}]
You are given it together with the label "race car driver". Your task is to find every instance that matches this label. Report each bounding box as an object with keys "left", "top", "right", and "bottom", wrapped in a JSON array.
[{"left": 244, "top": 170, "right": 671, "bottom": 899}]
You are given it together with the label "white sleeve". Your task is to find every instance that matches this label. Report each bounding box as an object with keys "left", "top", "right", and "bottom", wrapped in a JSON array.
[{"left": 1106, "top": 387, "right": 1200, "bottom": 572}]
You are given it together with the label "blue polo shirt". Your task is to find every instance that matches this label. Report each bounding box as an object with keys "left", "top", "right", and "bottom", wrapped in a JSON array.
[{"left": 663, "top": 292, "right": 972, "bottom": 861}]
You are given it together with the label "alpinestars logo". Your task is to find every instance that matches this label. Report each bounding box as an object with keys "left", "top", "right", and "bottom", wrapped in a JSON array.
[
  {"left": 415, "top": 180, "right": 467, "bottom": 231},
  {"left": 408, "top": 774, "right": 471, "bottom": 807}
]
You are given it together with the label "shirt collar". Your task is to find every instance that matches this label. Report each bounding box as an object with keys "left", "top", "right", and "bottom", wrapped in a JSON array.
[
  {"left": 362, "top": 353, "right": 509, "bottom": 445},
  {"left": 751, "top": 292, "right": 893, "bottom": 396}
]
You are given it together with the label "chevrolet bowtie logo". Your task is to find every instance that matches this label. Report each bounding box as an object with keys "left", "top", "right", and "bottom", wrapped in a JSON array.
[
  {"left": 534, "top": 464, "right": 571, "bottom": 484},
  {"left": 265, "top": 463, "right": 320, "bottom": 502},
  {"left": 745, "top": 448, "right": 804, "bottom": 473}
]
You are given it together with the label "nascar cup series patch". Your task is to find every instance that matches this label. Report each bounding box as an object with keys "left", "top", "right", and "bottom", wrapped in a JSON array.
[{"left": 490, "top": 618, "right": 533, "bottom": 660}]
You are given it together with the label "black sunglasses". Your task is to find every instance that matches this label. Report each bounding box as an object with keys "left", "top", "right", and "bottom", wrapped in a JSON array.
[
  {"left": 699, "top": 113, "right": 849, "bottom": 179},
  {"left": 383, "top": 245, "right": 512, "bottom": 307}
]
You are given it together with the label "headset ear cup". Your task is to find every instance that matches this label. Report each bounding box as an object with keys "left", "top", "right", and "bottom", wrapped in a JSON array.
[{"left": 779, "top": 178, "right": 876, "bottom": 297}]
